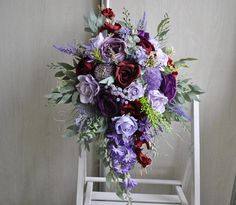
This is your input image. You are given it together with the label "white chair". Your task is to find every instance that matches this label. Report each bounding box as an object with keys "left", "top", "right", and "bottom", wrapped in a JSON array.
[{"left": 75, "top": 99, "right": 200, "bottom": 205}]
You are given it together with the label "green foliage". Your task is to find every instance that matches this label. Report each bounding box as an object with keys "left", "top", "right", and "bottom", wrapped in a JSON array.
[
  {"left": 92, "top": 48, "right": 102, "bottom": 62},
  {"left": 155, "top": 13, "right": 170, "bottom": 43},
  {"left": 175, "top": 78, "right": 204, "bottom": 105},
  {"left": 174, "top": 57, "right": 197, "bottom": 69},
  {"left": 122, "top": 8, "right": 133, "bottom": 28},
  {"left": 139, "top": 97, "right": 171, "bottom": 132},
  {"left": 84, "top": 11, "right": 104, "bottom": 36},
  {"left": 99, "top": 76, "right": 115, "bottom": 86}
]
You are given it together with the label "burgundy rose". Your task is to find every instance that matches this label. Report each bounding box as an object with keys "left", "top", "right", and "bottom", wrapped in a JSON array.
[
  {"left": 115, "top": 61, "right": 141, "bottom": 88},
  {"left": 101, "top": 8, "right": 115, "bottom": 18},
  {"left": 134, "top": 139, "right": 151, "bottom": 150},
  {"left": 76, "top": 58, "right": 94, "bottom": 76},
  {"left": 96, "top": 89, "right": 121, "bottom": 117},
  {"left": 100, "top": 22, "right": 121, "bottom": 33},
  {"left": 135, "top": 148, "right": 152, "bottom": 168},
  {"left": 137, "top": 38, "right": 155, "bottom": 55},
  {"left": 160, "top": 74, "right": 177, "bottom": 101},
  {"left": 121, "top": 100, "right": 145, "bottom": 120}
]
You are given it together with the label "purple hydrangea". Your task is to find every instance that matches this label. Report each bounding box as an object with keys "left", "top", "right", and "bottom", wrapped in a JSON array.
[
  {"left": 118, "top": 27, "right": 132, "bottom": 40},
  {"left": 122, "top": 178, "right": 137, "bottom": 190},
  {"left": 133, "top": 47, "right": 148, "bottom": 66},
  {"left": 143, "top": 67, "right": 163, "bottom": 91},
  {"left": 76, "top": 74, "right": 100, "bottom": 104}
]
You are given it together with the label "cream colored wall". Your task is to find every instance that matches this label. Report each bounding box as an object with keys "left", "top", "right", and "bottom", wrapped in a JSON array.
[
  {"left": 0, "top": 0, "right": 97, "bottom": 204},
  {"left": 0, "top": 0, "right": 236, "bottom": 205},
  {"left": 111, "top": 0, "right": 236, "bottom": 204}
]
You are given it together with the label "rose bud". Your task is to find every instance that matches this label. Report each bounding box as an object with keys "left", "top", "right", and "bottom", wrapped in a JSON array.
[
  {"left": 101, "top": 8, "right": 115, "bottom": 19},
  {"left": 137, "top": 38, "right": 155, "bottom": 55},
  {"left": 100, "top": 22, "right": 121, "bottom": 33},
  {"left": 76, "top": 58, "right": 95, "bottom": 76}
]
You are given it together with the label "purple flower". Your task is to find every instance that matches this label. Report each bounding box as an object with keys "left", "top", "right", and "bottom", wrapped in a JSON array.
[
  {"left": 76, "top": 74, "right": 100, "bottom": 104},
  {"left": 124, "top": 82, "right": 144, "bottom": 101},
  {"left": 100, "top": 37, "right": 126, "bottom": 63},
  {"left": 148, "top": 90, "right": 168, "bottom": 114},
  {"left": 112, "top": 115, "right": 138, "bottom": 137},
  {"left": 170, "top": 104, "right": 192, "bottom": 121},
  {"left": 133, "top": 47, "right": 148, "bottom": 66},
  {"left": 138, "top": 30, "right": 150, "bottom": 40},
  {"left": 156, "top": 48, "right": 168, "bottom": 67},
  {"left": 149, "top": 38, "right": 160, "bottom": 51},
  {"left": 160, "top": 74, "right": 177, "bottom": 101},
  {"left": 143, "top": 67, "right": 163, "bottom": 91},
  {"left": 96, "top": 89, "right": 121, "bottom": 117},
  {"left": 122, "top": 178, "right": 137, "bottom": 190},
  {"left": 137, "top": 12, "right": 147, "bottom": 31},
  {"left": 53, "top": 42, "right": 77, "bottom": 55},
  {"left": 84, "top": 33, "right": 104, "bottom": 59},
  {"left": 118, "top": 27, "right": 132, "bottom": 40}
]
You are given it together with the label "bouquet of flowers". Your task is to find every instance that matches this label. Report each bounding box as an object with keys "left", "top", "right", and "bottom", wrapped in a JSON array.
[{"left": 47, "top": 7, "right": 203, "bottom": 202}]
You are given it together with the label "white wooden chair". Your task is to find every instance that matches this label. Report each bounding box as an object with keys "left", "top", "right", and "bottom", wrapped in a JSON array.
[{"left": 75, "top": 99, "right": 200, "bottom": 205}]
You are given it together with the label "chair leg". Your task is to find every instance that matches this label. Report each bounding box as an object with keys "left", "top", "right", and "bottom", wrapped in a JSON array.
[
  {"left": 84, "top": 182, "right": 93, "bottom": 205},
  {"left": 176, "top": 186, "right": 188, "bottom": 205}
]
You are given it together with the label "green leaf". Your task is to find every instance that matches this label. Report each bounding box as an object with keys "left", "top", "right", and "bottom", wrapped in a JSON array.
[
  {"left": 63, "top": 128, "right": 78, "bottom": 138},
  {"left": 60, "top": 85, "right": 75, "bottom": 94},
  {"left": 174, "top": 58, "right": 197, "bottom": 68},
  {"left": 47, "top": 93, "right": 62, "bottom": 100},
  {"left": 72, "top": 92, "right": 79, "bottom": 105},
  {"left": 99, "top": 76, "right": 115, "bottom": 86},
  {"left": 55, "top": 71, "right": 64, "bottom": 78},
  {"left": 65, "top": 71, "right": 76, "bottom": 79},
  {"left": 58, "top": 93, "right": 72, "bottom": 104},
  {"left": 58, "top": 62, "right": 74, "bottom": 70}
]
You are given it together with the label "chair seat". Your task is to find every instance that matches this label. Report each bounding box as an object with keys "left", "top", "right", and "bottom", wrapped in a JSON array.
[
  {"left": 92, "top": 202, "right": 180, "bottom": 205},
  {"left": 91, "top": 191, "right": 181, "bottom": 204}
]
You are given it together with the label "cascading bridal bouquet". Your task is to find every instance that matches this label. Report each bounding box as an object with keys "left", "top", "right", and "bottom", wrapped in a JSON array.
[{"left": 47, "top": 7, "right": 203, "bottom": 202}]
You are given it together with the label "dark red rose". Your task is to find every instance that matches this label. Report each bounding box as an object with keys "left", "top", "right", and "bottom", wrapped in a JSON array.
[
  {"left": 134, "top": 139, "right": 151, "bottom": 150},
  {"left": 172, "top": 71, "right": 178, "bottom": 79},
  {"left": 137, "top": 38, "right": 155, "bottom": 55},
  {"left": 121, "top": 100, "right": 145, "bottom": 120},
  {"left": 76, "top": 58, "right": 94, "bottom": 76},
  {"left": 100, "top": 22, "right": 121, "bottom": 33},
  {"left": 101, "top": 8, "right": 115, "bottom": 18},
  {"left": 135, "top": 149, "right": 152, "bottom": 168},
  {"left": 115, "top": 61, "right": 141, "bottom": 88}
]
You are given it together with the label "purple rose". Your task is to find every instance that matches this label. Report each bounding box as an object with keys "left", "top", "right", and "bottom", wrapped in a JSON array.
[
  {"left": 160, "top": 74, "right": 177, "bottom": 101},
  {"left": 148, "top": 90, "right": 168, "bottom": 114},
  {"left": 99, "top": 37, "right": 126, "bottom": 63},
  {"left": 96, "top": 89, "right": 121, "bottom": 117},
  {"left": 112, "top": 115, "right": 138, "bottom": 137},
  {"left": 124, "top": 82, "right": 144, "bottom": 101},
  {"left": 76, "top": 74, "right": 100, "bottom": 104}
]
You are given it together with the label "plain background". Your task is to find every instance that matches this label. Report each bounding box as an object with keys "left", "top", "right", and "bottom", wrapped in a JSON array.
[{"left": 0, "top": 0, "right": 236, "bottom": 205}]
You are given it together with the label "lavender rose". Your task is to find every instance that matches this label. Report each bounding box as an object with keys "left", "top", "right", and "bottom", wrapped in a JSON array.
[
  {"left": 76, "top": 74, "right": 100, "bottom": 104},
  {"left": 112, "top": 115, "right": 138, "bottom": 137},
  {"left": 160, "top": 74, "right": 177, "bottom": 101},
  {"left": 100, "top": 37, "right": 126, "bottom": 63},
  {"left": 147, "top": 90, "right": 168, "bottom": 114},
  {"left": 124, "top": 82, "right": 144, "bottom": 101},
  {"left": 156, "top": 48, "right": 168, "bottom": 67}
]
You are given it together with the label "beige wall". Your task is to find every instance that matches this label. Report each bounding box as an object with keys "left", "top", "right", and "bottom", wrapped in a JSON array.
[{"left": 0, "top": 0, "right": 236, "bottom": 205}]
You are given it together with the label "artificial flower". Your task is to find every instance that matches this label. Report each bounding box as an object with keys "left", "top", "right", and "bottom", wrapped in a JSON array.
[
  {"left": 76, "top": 58, "right": 95, "bottom": 76},
  {"left": 160, "top": 73, "right": 177, "bottom": 101},
  {"left": 100, "top": 22, "right": 121, "bottom": 33},
  {"left": 147, "top": 90, "right": 168, "bottom": 114},
  {"left": 101, "top": 8, "right": 115, "bottom": 18}
]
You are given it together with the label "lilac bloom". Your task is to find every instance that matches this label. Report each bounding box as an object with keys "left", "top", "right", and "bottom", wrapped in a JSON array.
[
  {"left": 133, "top": 47, "right": 148, "bottom": 66},
  {"left": 170, "top": 104, "right": 192, "bottom": 121},
  {"left": 118, "top": 27, "right": 132, "bottom": 40},
  {"left": 156, "top": 48, "right": 168, "bottom": 67},
  {"left": 137, "top": 12, "right": 147, "bottom": 31},
  {"left": 143, "top": 67, "right": 163, "bottom": 91},
  {"left": 76, "top": 74, "right": 100, "bottom": 104},
  {"left": 53, "top": 42, "right": 77, "bottom": 55},
  {"left": 122, "top": 178, "right": 137, "bottom": 190}
]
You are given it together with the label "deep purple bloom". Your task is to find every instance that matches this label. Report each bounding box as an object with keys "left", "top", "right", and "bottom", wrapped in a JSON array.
[
  {"left": 96, "top": 89, "right": 121, "bottom": 117},
  {"left": 138, "top": 30, "right": 150, "bottom": 40},
  {"left": 160, "top": 74, "right": 177, "bottom": 101},
  {"left": 143, "top": 67, "right": 163, "bottom": 91},
  {"left": 122, "top": 178, "right": 137, "bottom": 190},
  {"left": 76, "top": 74, "right": 100, "bottom": 104},
  {"left": 112, "top": 115, "right": 138, "bottom": 137},
  {"left": 53, "top": 43, "right": 77, "bottom": 55},
  {"left": 100, "top": 37, "right": 126, "bottom": 63}
]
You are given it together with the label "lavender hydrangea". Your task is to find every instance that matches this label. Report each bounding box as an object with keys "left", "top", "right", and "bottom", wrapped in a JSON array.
[
  {"left": 118, "top": 27, "right": 132, "bottom": 40},
  {"left": 143, "top": 67, "right": 163, "bottom": 91},
  {"left": 133, "top": 47, "right": 148, "bottom": 66}
]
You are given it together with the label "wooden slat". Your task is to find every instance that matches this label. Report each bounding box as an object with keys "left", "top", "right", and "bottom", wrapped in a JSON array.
[
  {"left": 84, "top": 182, "right": 93, "bottom": 205},
  {"left": 176, "top": 186, "right": 188, "bottom": 205},
  {"left": 92, "top": 202, "right": 180, "bottom": 205},
  {"left": 86, "top": 177, "right": 182, "bottom": 186},
  {"left": 91, "top": 192, "right": 181, "bottom": 204}
]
